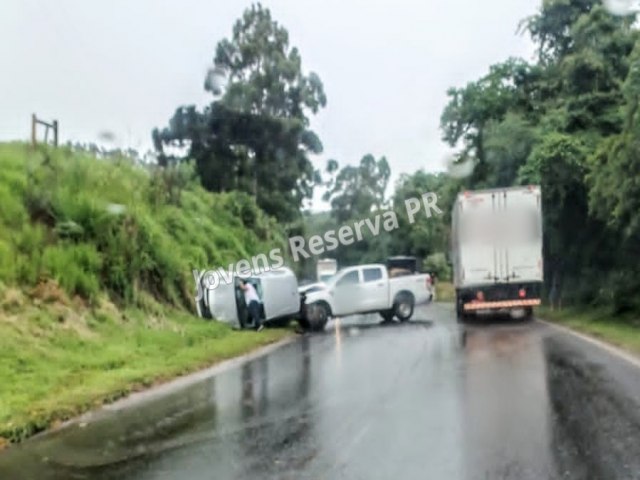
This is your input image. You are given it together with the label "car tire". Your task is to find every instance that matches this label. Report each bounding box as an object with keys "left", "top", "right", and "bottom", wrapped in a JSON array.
[
  {"left": 198, "top": 296, "right": 213, "bottom": 320},
  {"left": 306, "top": 302, "right": 330, "bottom": 332},
  {"left": 379, "top": 310, "right": 394, "bottom": 323},
  {"left": 394, "top": 293, "right": 415, "bottom": 322}
]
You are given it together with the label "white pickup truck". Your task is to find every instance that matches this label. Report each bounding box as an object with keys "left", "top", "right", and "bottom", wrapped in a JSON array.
[{"left": 300, "top": 264, "right": 434, "bottom": 331}]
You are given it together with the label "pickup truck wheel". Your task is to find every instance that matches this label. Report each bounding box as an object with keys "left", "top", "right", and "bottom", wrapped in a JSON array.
[
  {"left": 306, "top": 302, "right": 330, "bottom": 332},
  {"left": 379, "top": 310, "right": 394, "bottom": 323},
  {"left": 394, "top": 293, "right": 415, "bottom": 322}
]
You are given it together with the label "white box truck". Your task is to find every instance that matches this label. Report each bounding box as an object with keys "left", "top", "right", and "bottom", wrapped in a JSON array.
[
  {"left": 316, "top": 258, "right": 338, "bottom": 283},
  {"left": 451, "top": 186, "right": 543, "bottom": 320}
]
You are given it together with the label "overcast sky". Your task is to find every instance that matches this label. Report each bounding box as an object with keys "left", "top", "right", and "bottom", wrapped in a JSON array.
[{"left": 1, "top": 0, "right": 541, "bottom": 206}]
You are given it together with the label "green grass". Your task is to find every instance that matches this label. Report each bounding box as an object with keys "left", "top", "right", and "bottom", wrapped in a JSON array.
[
  {"left": 0, "top": 298, "right": 291, "bottom": 446},
  {"left": 435, "top": 281, "right": 455, "bottom": 303},
  {"left": 538, "top": 306, "right": 640, "bottom": 355},
  {"left": 0, "top": 142, "right": 287, "bottom": 308},
  {"left": 0, "top": 142, "right": 294, "bottom": 447}
]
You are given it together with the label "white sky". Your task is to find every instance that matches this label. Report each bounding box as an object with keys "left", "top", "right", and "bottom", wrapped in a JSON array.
[{"left": 1, "top": 0, "right": 540, "bottom": 208}]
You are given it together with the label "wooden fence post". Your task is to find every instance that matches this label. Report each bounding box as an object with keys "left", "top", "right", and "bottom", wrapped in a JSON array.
[{"left": 31, "top": 114, "right": 37, "bottom": 148}]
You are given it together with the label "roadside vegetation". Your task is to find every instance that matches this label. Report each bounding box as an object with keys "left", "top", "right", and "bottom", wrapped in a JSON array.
[
  {"left": 0, "top": 142, "right": 291, "bottom": 446},
  {"left": 434, "top": 282, "right": 455, "bottom": 303},
  {"left": 538, "top": 307, "right": 640, "bottom": 356}
]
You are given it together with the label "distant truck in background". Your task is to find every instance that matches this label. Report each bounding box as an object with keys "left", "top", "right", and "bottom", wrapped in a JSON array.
[
  {"left": 451, "top": 186, "right": 544, "bottom": 321},
  {"left": 316, "top": 258, "right": 338, "bottom": 283}
]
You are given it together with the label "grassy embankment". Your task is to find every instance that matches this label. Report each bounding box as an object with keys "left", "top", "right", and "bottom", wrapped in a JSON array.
[
  {"left": 538, "top": 306, "right": 640, "bottom": 355},
  {"left": 0, "top": 143, "right": 292, "bottom": 447}
]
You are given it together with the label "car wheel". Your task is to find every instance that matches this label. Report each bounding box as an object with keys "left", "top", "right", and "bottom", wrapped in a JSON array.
[
  {"left": 394, "top": 293, "right": 415, "bottom": 322},
  {"left": 306, "top": 302, "right": 330, "bottom": 332},
  {"left": 198, "top": 296, "right": 213, "bottom": 320}
]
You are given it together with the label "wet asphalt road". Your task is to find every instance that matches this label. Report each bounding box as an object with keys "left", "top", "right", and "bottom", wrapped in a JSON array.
[{"left": 2, "top": 304, "right": 640, "bottom": 480}]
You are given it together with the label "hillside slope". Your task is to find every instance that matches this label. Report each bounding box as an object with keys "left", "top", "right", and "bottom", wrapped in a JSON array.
[{"left": 0, "top": 143, "right": 290, "bottom": 446}]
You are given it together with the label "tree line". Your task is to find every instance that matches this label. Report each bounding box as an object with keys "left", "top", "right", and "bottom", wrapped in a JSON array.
[{"left": 154, "top": 0, "right": 640, "bottom": 313}]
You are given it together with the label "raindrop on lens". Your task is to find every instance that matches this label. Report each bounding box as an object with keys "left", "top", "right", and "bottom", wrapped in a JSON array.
[
  {"left": 445, "top": 155, "right": 474, "bottom": 179},
  {"left": 603, "top": 0, "right": 639, "bottom": 16},
  {"left": 205, "top": 66, "right": 227, "bottom": 95},
  {"left": 97, "top": 130, "right": 117, "bottom": 144}
]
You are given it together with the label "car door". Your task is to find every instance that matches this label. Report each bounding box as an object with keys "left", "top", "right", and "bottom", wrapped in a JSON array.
[
  {"left": 332, "top": 269, "right": 363, "bottom": 316},
  {"left": 361, "top": 267, "right": 390, "bottom": 312}
]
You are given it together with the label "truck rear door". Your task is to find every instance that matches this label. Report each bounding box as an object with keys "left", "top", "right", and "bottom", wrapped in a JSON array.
[
  {"left": 497, "top": 187, "right": 543, "bottom": 283},
  {"left": 458, "top": 192, "right": 497, "bottom": 286}
]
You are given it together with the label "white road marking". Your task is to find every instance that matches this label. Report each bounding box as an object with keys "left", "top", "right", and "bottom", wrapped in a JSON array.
[{"left": 537, "top": 319, "right": 640, "bottom": 369}]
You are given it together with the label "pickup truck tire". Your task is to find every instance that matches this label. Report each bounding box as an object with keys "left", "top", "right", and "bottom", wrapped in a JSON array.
[
  {"left": 306, "top": 302, "right": 330, "bottom": 332},
  {"left": 394, "top": 292, "right": 415, "bottom": 322},
  {"left": 379, "top": 310, "right": 394, "bottom": 322}
]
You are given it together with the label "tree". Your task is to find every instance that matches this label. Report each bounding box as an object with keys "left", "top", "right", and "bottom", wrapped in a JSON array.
[
  {"left": 153, "top": 3, "right": 327, "bottom": 222},
  {"left": 439, "top": 0, "right": 640, "bottom": 311},
  {"left": 440, "top": 58, "right": 535, "bottom": 186},
  {"left": 323, "top": 154, "right": 391, "bottom": 224},
  {"left": 390, "top": 171, "right": 459, "bottom": 263}
]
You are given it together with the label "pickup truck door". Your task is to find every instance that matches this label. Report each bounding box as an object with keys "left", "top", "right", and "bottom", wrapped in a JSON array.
[
  {"left": 332, "top": 269, "right": 364, "bottom": 317},
  {"left": 361, "top": 267, "right": 390, "bottom": 312}
]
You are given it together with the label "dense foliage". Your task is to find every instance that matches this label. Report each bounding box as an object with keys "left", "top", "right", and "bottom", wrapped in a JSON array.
[{"left": 437, "top": 0, "right": 640, "bottom": 312}]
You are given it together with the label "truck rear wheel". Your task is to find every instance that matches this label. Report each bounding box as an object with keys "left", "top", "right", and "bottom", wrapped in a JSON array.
[
  {"left": 394, "top": 293, "right": 415, "bottom": 322},
  {"left": 455, "top": 294, "right": 469, "bottom": 323},
  {"left": 523, "top": 307, "right": 534, "bottom": 322}
]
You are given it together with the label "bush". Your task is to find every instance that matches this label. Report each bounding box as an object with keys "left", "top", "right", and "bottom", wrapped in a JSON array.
[{"left": 423, "top": 252, "right": 452, "bottom": 281}]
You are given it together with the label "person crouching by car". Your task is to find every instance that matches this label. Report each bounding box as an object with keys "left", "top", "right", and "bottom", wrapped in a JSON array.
[{"left": 240, "top": 279, "right": 263, "bottom": 331}]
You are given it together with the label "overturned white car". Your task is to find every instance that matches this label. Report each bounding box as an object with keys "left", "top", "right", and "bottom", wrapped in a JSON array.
[{"left": 196, "top": 268, "right": 301, "bottom": 329}]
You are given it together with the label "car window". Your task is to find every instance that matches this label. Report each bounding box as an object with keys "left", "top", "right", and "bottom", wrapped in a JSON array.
[
  {"left": 363, "top": 268, "right": 383, "bottom": 282},
  {"left": 336, "top": 270, "right": 359, "bottom": 286}
]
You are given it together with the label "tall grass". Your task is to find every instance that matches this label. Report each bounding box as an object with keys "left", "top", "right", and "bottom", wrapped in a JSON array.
[{"left": 0, "top": 142, "right": 286, "bottom": 308}]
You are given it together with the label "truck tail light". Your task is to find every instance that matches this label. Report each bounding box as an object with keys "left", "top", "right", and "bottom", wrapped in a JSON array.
[
  {"left": 519, "top": 288, "right": 526, "bottom": 298},
  {"left": 426, "top": 276, "right": 433, "bottom": 288}
]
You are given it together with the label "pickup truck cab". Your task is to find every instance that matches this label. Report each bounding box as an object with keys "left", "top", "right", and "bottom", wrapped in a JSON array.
[{"left": 301, "top": 264, "right": 433, "bottom": 331}]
